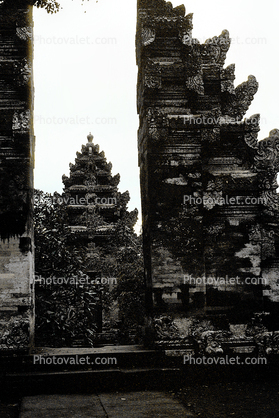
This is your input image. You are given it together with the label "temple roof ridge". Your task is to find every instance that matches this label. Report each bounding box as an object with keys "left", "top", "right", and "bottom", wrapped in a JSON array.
[{"left": 62, "top": 133, "right": 121, "bottom": 190}]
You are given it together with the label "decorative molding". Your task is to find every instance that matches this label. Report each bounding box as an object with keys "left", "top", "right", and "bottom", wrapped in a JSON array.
[
  {"left": 202, "top": 30, "right": 231, "bottom": 66},
  {"left": 12, "top": 110, "right": 30, "bottom": 132},
  {"left": 243, "top": 114, "right": 260, "bottom": 149},
  {"left": 201, "top": 128, "right": 221, "bottom": 142},
  {"left": 186, "top": 72, "right": 204, "bottom": 95},
  {"left": 141, "top": 27, "right": 156, "bottom": 46},
  {"left": 249, "top": 224, "right": 276, "bottom": 261},
  {"left": 144, "top": 59, "right": 162, "bottom": 88},
  {"left": 255, "top": 129, "right": 279, "bottom": 171},
  {"left": 224, "top": 75, "right": 259, "bottom": 120},
  {"left": 16, "top": 26, "right": 32, "bottom": 40}
]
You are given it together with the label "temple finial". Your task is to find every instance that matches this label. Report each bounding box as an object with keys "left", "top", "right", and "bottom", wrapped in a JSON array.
[{"left": 87, "top": 132, "right": 93, "bottom": 143}]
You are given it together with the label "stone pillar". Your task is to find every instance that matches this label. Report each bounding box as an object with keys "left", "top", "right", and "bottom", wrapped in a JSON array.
[
  {"left": 136, "top": 0, "right": 278, "bottom": 329},
  {"left": 0, "top": 1, "right": 35, "bottom": 352}
]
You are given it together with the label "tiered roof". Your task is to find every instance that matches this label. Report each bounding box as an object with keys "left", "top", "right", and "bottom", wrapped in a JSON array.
[{"left": 62, "top": 134, "right": 129, "bottom": 240}]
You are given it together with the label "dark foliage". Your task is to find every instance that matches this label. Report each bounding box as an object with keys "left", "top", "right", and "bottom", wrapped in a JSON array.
[{"left": 34, "top": 189, "right": 145, "bottom": 347}]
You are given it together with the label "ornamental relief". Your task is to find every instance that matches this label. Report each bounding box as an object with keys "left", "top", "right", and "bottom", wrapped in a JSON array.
[
  {"left": 249, "top": 224, "right": 276, "bottom": 260},
  {"left": 145, "top": 75, "right": 161, "bottom": 89},
  {"left": 224, "top": 75, "right": 259, "bottom": 120},
  {"left": 244, "top": 132, "right": 259, "bottom": 149},
  {"left": 201, "top": 128, "right": 221, "bottom": 142},
  {"left": 186, "top": 73, "right": 204, "bottom": 95},
  {"left": 146, "top": 107, "right": 168, "bottom": 126},
  {"left": 16, "top": 26, "right": 32, "bottom": 41},
  {"left": 141, "top": 27, "right": 155, "bottom": 46},
  {"left": 220, "top": 63, "right": 235, "bottom": 82},
  {"left": 261, "top": 191, "right": 279, "bottom": 212},
  {"left": 179, "top": 31, "right": 193, "bottom": 46},
  {"left": 202, "top": 30, "right": 231, "bottom": 66},
  {"left": 12, "top": 110, "right": 30, "bottom": 132},
  {"left": 253, "top": 136, "right": 279, "bottom": 207},
  {"left": 221, "top": 79, "right": 235, "bottom": 94},
  {"left": 144, "top": 59, "right": 162, "bottom": 89}
]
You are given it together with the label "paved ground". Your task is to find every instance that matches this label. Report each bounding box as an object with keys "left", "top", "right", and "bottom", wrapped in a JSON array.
[
  {"left": 19, "top": 392, "right": 195, "bottom": 417},
  {"left": 177, "top": 380, "right": 279, "bottom": 418}
]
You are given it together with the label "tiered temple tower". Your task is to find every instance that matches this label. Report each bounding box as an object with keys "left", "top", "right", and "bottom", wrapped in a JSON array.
[
  {"left": 136, "top": 0, "right": 279, "bottom": 330},
  {"left": 62, "top": 133, "right": 133, "bottom": 333},
  {"left": 62, "top": 133, "right": 131, "bottom": 275}
]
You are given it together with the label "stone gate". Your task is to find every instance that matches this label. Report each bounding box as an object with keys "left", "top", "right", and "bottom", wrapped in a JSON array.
[
  {"left": 0, "top": 1, "right": 35, "bottom": 352},
  {"left": 136, "top": 0, "right": 279, "bottom": 348}
]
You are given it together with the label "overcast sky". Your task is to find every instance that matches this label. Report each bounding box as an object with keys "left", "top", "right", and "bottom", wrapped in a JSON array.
[{"left": 33, "top": 0, "right": 279, "bottom": 233}]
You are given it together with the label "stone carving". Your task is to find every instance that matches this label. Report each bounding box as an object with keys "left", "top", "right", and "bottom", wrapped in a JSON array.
[
  {"left": 146, "top": 107, "right": 169, "bottom": 142},
  {"left": 244, "top": 114, "right": 260, "bottom": 149},
  {"left": 220, "top": 64, "right": 235, "bottom": 94},
  {"left": 261, "top": 191, "right": 279, "bottom": 212},
  {"left": 186, "top": 73, "right": 204, "bottom": 95},
  {"left": 12, "top": 110, "right": 30, "bottom": 132},
  {"left": 255, "top": 129, "right": 279, "bottom": 172},
  {"left": 145, "top": 75, "right": 161, "bottom": 89},
  {"left": 224, "top": 75, "right": 259, "bottom": 120},
  {"left": 202, "top": 30, "right": 231, "bottom": 66},
  {"left": 179, "top": 14, "right": 193, "bottom": 45},
  {"left": 154, "top": 315, "right": 182, "bottom": 340},
  {"left": 205, "top": 223, "right": 226, "bottom": 236},
  {"left": 163, "top": 174, "right": 188, "bottom": 185},
  {"left": 251, "top": 331, "right": 277, "bottom": 356},
  {"left": 144, "top": 60, "right": 162, "bottom": 89},
  {"left": 248, "top": 224, "right": 262, "bottom": 243},
  {"left": 250, "top": 129, "right": 279, "bottom": 209},
  {"left": 111, "top": 173, "right": 120, "bottom": 186},
  {"left": 141, "top": 27, "right": 156, "bottom": 46},
  {"left": 137, "top": 0, "right": 279, "bottom": 352},
  {"left": 236, "top": 75, "right": 259, "bottom": 116},
  {"left": 261, "top": 229, "right": 276, "bottom": 260},
  {"left": 201, "top": 128, "right": 221, "bottom": 142},
  {"left": 14, "top": 58, "right": 32, "bottom": 85},
  {"left": 248, "top": 224, "right": 276, "bottom": 261},
  {"left": 199, "top": 330, "right": 230, "bottom": 355},
  {"left": 16, "top": 26, "right": 32, "bottom": 40}
]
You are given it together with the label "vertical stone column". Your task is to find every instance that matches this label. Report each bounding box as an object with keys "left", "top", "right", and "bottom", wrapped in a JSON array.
[
  {"left": 0, "top": 1, "right": 35, "bottom": 352},
  {"left": 136, "top": 0, "right": 268, "bottom": 326}
]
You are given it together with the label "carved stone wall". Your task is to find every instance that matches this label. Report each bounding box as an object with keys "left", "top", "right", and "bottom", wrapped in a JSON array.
[
  {"left": 0, "top": 1, "right": 35, "bottom": 352},
  {"left": 136, "top": 0, "right": 279, "bottom": 332}
]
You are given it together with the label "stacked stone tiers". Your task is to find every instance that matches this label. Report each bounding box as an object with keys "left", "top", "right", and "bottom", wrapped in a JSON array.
[
  {"left": 0, "top": 2, "right": 35, "bottom": 351},
  {"left": 136, "top": 0, "right": 279, "bottom": 324},
  {"left": 62, "top": 136, "right": 130, "bottom": 250}
]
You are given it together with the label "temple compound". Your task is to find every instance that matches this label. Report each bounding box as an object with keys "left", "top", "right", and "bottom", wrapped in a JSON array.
[
  {"left": 1, "top": 0, "right": 279, "bottom": 355},
  {"left": 0, "top": 1, "right": 34, "bottom": 351},
  {"left": 137, "top": 0, "right": 279, "bottom": 349}
]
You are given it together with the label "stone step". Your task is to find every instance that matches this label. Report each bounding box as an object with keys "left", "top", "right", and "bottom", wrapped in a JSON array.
[
  {"left": 2, "top": 367, "right": 184, "bottom": 397},
  {"left": 0, "top": 345, "right": 169, "bottom": 374}
]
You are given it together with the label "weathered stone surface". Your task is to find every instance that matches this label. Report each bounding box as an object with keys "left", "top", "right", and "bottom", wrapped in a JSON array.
[
  {"left": 0, "top": 3, "right": 35, "bottom": 351},
  {"left": 136, "top": 0, "right": 279, "bottom": 344}
]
